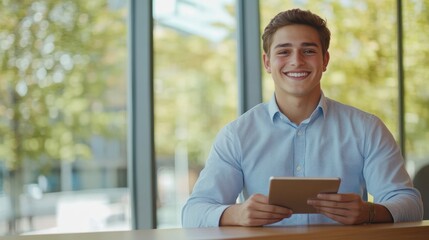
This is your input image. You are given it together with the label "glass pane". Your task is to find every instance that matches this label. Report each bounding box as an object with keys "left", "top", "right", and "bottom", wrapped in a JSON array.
[
  {"left": 403, "top": 1, "right": 429, "bottom": 177},
  {"left": 260, "top": 1, "right": 399, "bottom": 136},
  {"left": 153, "top": 0, "right": 238, "bottom": 228},
  {"left": 0, "top": 0, "right": 130, "bottom": 235}
]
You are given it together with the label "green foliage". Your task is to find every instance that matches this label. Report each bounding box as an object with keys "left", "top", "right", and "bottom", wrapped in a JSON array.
[
  {"left": 403, "top": 0, "right": 429, "bottom": 159},
  {"left": 154, "top": 14, "right": 238, "bottom": 165},
  {"left": 0, "top": 0, "right": 127, "bottom": 171}
]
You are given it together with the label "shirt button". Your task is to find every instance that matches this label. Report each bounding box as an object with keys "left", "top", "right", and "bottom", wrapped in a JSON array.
[
  {"left": 297, "top": 130, "right": 303, "bottom": 136},
  {"left": 296, "top": 165, "right": 302, "bottom": 171}
]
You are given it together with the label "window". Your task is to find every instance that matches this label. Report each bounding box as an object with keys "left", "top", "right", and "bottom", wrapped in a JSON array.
[
  {"left": 0, "top": 0, "right": 130, "bottom": 234},
  {"left": 403, "top": 0, "right": 429, "bottom": 177},
  {"left": 153, "top": 0, "right": 238, "bottom": 228}
]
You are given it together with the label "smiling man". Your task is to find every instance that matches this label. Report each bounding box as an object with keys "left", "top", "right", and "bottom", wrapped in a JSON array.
[
  {"left": 264, "top": 23, "right": 328, "bottom": 125},
  {"left": 181, "top": 8, "right": 423, "bottom": 227}
]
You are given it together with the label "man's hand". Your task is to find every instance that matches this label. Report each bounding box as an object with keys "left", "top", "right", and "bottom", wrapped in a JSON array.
[
  {"left": 220, "top": 194, "right": 293, "bottom": 226},
  {"left": 307, "top": 193, "right": 393, "bottom": 225}
]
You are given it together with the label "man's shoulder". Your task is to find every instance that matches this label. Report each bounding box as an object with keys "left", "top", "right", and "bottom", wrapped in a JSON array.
[
  {"left": 224, "top": 102, "right": 270, "bottom": 131},
  {"left": 236, "top": 102, "right": 270, "bottom": 122},
  {"left": 326, "top": 97, "right": 376, "bottom": 118}
]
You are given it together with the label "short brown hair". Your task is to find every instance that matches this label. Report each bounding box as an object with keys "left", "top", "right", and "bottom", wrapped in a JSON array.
[{"left": 262, "top": 9, "right": 331, "bottom": 56}]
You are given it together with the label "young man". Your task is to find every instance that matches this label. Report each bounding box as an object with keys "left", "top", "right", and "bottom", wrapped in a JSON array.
[{"left": 181, "top": 8, "right": 423, "bottom": 227}]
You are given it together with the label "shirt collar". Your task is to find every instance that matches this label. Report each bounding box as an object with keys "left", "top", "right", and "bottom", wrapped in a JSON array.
[{"left": 268, "top": 92, "right": 328, "bottom": 123}]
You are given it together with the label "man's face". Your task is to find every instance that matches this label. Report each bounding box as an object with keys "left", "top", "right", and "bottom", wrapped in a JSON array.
[{"left": 263, "top": 24, "right": 329, "bottom": 101}]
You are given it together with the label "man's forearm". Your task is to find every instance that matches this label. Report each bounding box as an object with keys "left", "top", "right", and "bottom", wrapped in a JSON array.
[
  {"left": 369, "top": 203, "right": 393, "bottom": 223},
  {"left": 219, "top": 205, "right": 239, "bottom": 226}
]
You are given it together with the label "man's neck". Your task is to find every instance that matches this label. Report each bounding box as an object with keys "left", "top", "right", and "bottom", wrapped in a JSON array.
[{"left": 275, "top": 91, "right": 321, "bottom": 125}]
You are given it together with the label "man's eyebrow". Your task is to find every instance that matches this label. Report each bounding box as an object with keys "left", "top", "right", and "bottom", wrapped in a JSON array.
[
  {"left": 274, "top": 42, "right": 320, "bottom": 49},
  {"left": 274, "top": 43, "right": 292, "bottom": 49},
  {"left": 302, "top": 42, "right": 319, "bottom": 47}
]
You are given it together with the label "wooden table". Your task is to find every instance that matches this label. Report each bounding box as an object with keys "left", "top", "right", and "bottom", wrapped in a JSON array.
[{"left": 3, "top": 220, "right": 429, "bottom": 240}]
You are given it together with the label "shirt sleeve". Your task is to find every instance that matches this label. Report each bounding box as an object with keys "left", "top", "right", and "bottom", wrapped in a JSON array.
[
  {"left": 363, "top": 115, "right": 424, "bottom": 222},
  {"left": 181, "top": 124, "right": 244, "bottom": 227}
]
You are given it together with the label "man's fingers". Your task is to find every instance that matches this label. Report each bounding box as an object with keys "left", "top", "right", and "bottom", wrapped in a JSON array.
[
  {"left": 248, "top": 194, "right": 293, "bottom": 215},
  {"left": 248, "top": 209, "right": 292, "bottom": 219},
  {"left": 316, "top": 193, "right": 357, "bottom": 202},
  {"left": 307, "top": 193, "right": 369, "bottom": 225},
  {"left": 307, "top": 199, "right": 349, "bottom": 209}
]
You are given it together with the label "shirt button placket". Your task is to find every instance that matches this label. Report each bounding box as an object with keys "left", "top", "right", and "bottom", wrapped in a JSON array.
[
  {"left": 294, "top": 127, "right": 306, "bottom": 177},
  {"left": 295, "top": 126, "right": 307, "bottom": 224}
]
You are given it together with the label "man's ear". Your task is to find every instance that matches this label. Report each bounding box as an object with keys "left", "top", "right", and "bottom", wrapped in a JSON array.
[
  {"left": 323, "top": 51, "right": 330, "bottom": 72},
  {"left": 263, "top": 53, "right": 271, "bottom": 73}
]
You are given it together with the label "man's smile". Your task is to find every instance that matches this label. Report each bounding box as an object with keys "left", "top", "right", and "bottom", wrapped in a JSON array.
[{"left": 284, "top": 71, "right": 310, "bottom": 78}]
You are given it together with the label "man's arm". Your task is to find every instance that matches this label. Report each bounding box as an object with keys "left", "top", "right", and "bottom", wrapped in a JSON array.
[
  {"left": 363, "top": 116, "right": 423, "bottom": 222},
  {"left": 182, "top": 126, "right": 245, "bottom": 227}
]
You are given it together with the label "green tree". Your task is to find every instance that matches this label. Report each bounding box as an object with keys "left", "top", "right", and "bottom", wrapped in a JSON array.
[
  {"left": 403, "top": 0, "right": 429, "bottom": 163},
  {"left": 154, "top": 14, "right": 237, "bottom": 167},
  {"left": 0, "top": 0, "right": 126, "bottom": 233}
]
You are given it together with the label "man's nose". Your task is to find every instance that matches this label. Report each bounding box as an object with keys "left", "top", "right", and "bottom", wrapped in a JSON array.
[{"left": 290, "top": 52, "right": 304, "bottom": 66}]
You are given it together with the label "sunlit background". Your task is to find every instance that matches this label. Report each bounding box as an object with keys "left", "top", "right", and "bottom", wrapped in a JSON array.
[{"left": 0, "top": 0, "right": 428, "bottom": 236}]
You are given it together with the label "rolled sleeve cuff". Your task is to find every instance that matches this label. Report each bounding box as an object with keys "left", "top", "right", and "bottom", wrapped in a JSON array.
[
  {"left": 182, "top": 203, "right": 231, "bottom": 228},
  {"left": 209, "top": 205, "right": 231, "bottom": 227},
  {"left": 382, "top": 196, "right": 424, "bottom": 222}
]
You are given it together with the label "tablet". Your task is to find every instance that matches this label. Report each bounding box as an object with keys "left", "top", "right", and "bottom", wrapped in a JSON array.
[{"left": 268, "top": 177, "right": 341, "bottom": 213}]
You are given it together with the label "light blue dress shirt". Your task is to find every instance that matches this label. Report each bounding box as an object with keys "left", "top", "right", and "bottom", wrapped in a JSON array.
[{"left": 181, "top": 93, "right": 423, "bottom": 227}]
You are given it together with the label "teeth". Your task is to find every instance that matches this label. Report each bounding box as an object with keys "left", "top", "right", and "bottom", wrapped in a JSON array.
[{"left": 287, "top": 72, "right": 308, "bottom": 77}]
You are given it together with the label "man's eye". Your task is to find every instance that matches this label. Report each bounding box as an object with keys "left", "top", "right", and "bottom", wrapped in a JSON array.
[{"left": 303, "top": 49, "right": 316, "bottom": 55}]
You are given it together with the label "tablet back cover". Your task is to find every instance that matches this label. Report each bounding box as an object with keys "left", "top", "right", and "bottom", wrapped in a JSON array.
[{"left": 268, "top": 177, "right": 341, "bottom": 213}]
